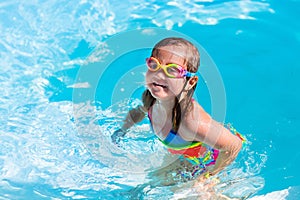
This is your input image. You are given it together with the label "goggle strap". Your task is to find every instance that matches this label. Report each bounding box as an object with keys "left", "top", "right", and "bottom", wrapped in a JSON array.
[{"left": 184, "top": 71, "right": 196, "bottom": 77}]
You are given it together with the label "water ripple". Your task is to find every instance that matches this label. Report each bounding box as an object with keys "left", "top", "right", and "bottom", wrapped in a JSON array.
[{"left": 0, "top": 0, "right": 274, "bottom": 199}]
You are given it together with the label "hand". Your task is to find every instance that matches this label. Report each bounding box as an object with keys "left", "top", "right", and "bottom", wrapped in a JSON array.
[
  {"left": 193, "top": 172, "right": 220, "bottom": 195},
  {"left": 111, "top": 129, "right": 127, "bottom": 144}
]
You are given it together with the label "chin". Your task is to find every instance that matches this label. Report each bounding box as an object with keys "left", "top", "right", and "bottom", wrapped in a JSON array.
[{"left": 149, "top": 90, "right": 173, "bottom": 101}]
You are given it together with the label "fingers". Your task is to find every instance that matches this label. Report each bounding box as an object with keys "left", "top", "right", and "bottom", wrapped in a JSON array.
[{"left": 111, "top": 129, "right": 126, "bottom": 144}]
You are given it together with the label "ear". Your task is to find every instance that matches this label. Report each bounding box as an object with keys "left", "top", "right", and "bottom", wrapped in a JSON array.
[{"left": 187, "top": 76, "right": 198, "bottom": 89}]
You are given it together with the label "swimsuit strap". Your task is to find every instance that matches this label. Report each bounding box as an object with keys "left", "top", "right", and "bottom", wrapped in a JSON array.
[
  {"left": 147, "top": 107, "right": 153, "bottom": 122},
  {"left": 148, "top": 107, "right": 202, "bottom": 149}
]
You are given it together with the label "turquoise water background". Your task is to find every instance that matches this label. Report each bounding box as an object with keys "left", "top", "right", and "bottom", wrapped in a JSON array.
[{"left": 0, "top": 0, "right": 299, "bottom": 199}]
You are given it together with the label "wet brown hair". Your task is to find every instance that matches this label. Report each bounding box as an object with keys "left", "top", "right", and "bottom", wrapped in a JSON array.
[{"left": 142, "top": 37, "right": 200, "bottom": 132}]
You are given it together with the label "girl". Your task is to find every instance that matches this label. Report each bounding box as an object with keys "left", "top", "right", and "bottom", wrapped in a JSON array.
[{"left": 111, "top": 37, "right": 244, "bottom": 182}]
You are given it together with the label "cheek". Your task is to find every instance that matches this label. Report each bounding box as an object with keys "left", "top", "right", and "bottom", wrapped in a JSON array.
[
  {"left": 145, "top": 70, "right": 152, "bottom": 82},
  {"left": 168, "top": 80, "right": 186, "bottom": 93}
]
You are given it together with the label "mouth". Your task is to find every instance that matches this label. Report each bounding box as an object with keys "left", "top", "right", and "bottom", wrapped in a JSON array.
[{"left": 153, "top": 82, "right": 167, "bottom": 89}]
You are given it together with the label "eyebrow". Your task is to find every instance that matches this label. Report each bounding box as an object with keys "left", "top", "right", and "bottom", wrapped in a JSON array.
[
  {"left": 156, "top": 58, "right": 183, "bottom": 67},
  {"left": 165, "top": 62, "right": 183, "bottom": 67}
]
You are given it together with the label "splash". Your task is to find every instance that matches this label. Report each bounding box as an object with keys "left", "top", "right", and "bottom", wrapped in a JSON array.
[{"left": 0, "top": 0, "right": 274, "bottom": 199}]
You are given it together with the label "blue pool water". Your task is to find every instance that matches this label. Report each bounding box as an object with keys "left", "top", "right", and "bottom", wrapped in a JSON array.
[{"left": 1, "top": 0, "right": 299, "bottom": 199}]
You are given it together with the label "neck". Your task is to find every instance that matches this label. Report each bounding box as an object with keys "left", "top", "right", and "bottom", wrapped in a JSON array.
[{"left": 156, "top": 98, "right": 176, "bottom": 111}]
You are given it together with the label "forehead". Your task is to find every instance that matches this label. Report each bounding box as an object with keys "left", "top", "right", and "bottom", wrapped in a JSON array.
[{"left": 153, "top": 46, "right": 187, "bottom": 65}]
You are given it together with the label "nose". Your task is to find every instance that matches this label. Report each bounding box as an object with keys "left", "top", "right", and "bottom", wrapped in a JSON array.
[{"left": 151, "top": 67, "right": 167, "bottom": 79}]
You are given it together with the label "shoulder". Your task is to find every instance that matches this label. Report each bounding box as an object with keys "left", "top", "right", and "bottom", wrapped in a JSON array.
[
  {"left": 183, "top": 101, "right": 212, "bottom": 135},
  {"left": 189, "top": 101, "right": 211, "bottom": 123}
]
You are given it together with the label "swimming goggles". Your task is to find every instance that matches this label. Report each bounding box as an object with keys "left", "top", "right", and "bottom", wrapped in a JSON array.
[{"left": 146, "top": 57, "right": 196, "bottom": 78}]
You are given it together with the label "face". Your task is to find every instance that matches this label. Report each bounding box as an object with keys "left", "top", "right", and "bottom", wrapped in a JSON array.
[{"left": 145, "top": 46, "right": 196, "bottom": 101}]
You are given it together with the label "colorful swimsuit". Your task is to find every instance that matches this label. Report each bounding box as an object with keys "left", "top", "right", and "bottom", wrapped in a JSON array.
[{"left": 148, "top": 109, "right": 246, "bottom": 180}]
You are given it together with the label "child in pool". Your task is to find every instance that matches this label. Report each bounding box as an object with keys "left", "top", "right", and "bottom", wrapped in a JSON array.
[{"left": 111, "top": 37, "right": 244, "bottom": 181}]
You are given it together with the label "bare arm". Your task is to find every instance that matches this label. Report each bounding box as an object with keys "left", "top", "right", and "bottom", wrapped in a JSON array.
[
  {"left": 189, "top": 104, "right": 242, "bottom": 176},
  {"left": 120, "top": 105, "right": 147, "bottom": 131},
  {"left": 111, "top": 105, "right": 147, "bottom": 143},
  {"left": 204, "top": 120, "right": 242, "bottom": 176}
]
